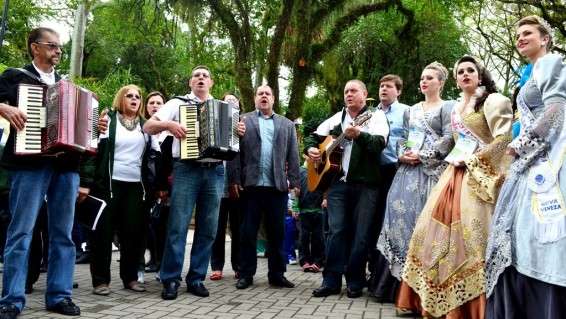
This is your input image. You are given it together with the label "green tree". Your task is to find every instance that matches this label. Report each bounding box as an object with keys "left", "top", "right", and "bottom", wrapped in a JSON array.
[
  {"left": 0, "top": 0, "right": 54, "bottom": 67},
  {"left": 317, "top": 0, "right": 467, "bottom": 111}
]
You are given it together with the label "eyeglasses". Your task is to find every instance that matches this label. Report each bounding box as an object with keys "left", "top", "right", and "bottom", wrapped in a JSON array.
[
  {"left": 192, "top": 72, "right": 210, "bottom": 78},
  {"left": 125, "top": 93, "right": 141, "bottom": 99},
  {"left": 35, "top": 42, "right": 63, "bottom": 51}
]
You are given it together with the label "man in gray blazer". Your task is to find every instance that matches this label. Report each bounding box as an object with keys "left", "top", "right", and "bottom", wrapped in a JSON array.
[{"left": 228, "top": 85, "right": 300, "bottom": 289}]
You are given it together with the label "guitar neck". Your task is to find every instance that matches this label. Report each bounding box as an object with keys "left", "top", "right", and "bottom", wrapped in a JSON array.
[{"left": 327, "top": 133, "right": 347, "bottom": 154}]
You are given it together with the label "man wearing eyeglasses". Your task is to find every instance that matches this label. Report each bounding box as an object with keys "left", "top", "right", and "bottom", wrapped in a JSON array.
[
  {"left": 144, "top": 65, "right": 246, "bottom": 299},
  {"left": 0, "top": 28, "right": 81, "bottom": 318}
]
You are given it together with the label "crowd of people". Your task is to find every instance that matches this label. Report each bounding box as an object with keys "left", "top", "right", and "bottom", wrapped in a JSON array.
[{"left": 0, "top": 13, "right": 564, "bottom": 319}]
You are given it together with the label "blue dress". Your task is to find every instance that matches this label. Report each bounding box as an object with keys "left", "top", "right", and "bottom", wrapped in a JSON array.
[
  {"left": 485, "top": 53, "right": 566, "bottom": 318},
  {"left": 371, "top": 101, "right": 454, "bottom": 301}
]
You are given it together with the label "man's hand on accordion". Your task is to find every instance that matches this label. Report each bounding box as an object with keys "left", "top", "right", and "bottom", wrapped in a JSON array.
[
  {"left": 0, "top": 102, "right": 27, "bottom": 131},
  {"left": 97, "top": 109, "right": 109, "bottom": 134},
  {"left": 167, "top": 120, "right": 188, "bottom": 139},
  {"left": 237, "top": 118, "right": 246, "bottom": 137}
]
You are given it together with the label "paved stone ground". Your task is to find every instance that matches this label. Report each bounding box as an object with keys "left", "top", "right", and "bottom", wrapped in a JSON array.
[{"left": 8, "top": 231, "right": 414, "bottom": 319}]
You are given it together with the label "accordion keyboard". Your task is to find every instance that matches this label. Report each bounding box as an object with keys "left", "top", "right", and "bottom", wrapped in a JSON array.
[
  {"left": 179, "top": 105, "right": 199, "bottom": 159},
  {"left": 16, "top": 84, "right": 46, "bottom": 154}
]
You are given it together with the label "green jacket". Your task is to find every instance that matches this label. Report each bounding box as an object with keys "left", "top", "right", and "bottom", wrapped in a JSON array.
[
  {"left": 82, "top": 110, "right": 160, "bottom": 199},
  {"left": 303, "top": 110, "right": 387, "bottom": 187}
]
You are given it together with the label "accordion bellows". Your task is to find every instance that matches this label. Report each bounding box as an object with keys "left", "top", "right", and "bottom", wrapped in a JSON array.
[
  {"left": 179, "top": 99, "right": 239, "bottom": 161},
  {"left": 16, "top": 80, "right": 99, "bottom": 155}
]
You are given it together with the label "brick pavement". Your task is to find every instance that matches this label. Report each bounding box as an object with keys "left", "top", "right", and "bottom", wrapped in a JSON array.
[{"left": 7, "top": 231, "right": 414, "bottom": 319}]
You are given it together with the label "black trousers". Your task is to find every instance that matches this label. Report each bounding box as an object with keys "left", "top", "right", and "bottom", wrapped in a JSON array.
[
  {"left": 210, "top": 197, "right": 242, "bottom": 272},
  {"left": 368, "top": 163, "right": 398, "bottom": 270},
  {"left": 298, "top": 212, "right": 324, "bottom": 266},
  {"left": 239, "top": 187, "right": 288, "bottom": 280},
  {"left": 146, "top": 203, "right": 169, "bottom": 269},
  {"left": 90, "top": 180, "right": 146, "bottom": 287}
]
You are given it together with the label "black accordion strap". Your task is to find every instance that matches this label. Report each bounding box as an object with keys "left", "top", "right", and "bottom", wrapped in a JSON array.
[
  {"left": 173, "top": 96, "right": 199, "bottom": 104},
  {"left": 13, "top": 68, "right": 46, "bottom": 85}
]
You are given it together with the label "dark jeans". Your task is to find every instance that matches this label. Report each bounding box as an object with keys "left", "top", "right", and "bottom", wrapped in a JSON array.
[
  {"left": 90, "top": 180, "right": 146, "bottom": 287},
  {"left": 239, "top": 187, "right": 288, "bottom": 280},
  {"left": 0, "top": 192, "right": 10, "bottom": 261},
  {"left": 298, "top": 212, "right": 324, "bottom": 266},
  {"left": 211, "top": 197, "right": 242, "bottom": 272},
  {"left": 323, "top": 181, "right": 378, "bottom": 291},
  {"left": 27, "top": 204, "right": 48, "bottom": 288}
]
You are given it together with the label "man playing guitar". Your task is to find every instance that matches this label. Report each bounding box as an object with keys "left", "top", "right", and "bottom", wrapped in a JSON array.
[{"left": 305, "top": 79, "right": 389, "bottom": 298}]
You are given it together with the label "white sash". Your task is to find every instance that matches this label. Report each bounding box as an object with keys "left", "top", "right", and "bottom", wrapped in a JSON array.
[{"left": 517, "top": 91, "right": 566, "bottom": 243}]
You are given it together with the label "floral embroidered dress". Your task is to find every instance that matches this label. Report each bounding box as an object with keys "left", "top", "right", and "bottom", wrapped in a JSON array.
[
  {"left": 376, "top": 101, "right": 454, "bottom": 286},
  {"left": 485, "top": 54, "right": 566, "bottom": 317},
  {"left": 401, "top": 92, "right": 513, "bottom": 317}
]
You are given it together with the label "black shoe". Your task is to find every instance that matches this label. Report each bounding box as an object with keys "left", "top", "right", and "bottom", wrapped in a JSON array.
[
  {"left": 312, "top": 285, "right": 341, "bottom": 297},
  {"left": 24, "top": 284, "right": 33, "bottom": 294},
  {"left": 75, "top": 252, "right": 90, "bottom": 264},
  {"left": 145, "top": 263, "right": 159, "bottom": 273},
  {"left": 235, "top": 277, "right": 253, "bottom": 289},
  {"left": 187, "top": 282, "right": 209, "bottom": 297},
  {"left": 0, "top": 304, "right": 19, "bottom": 319},
  {"left": 268, "top": 276, "right": 295, "bottom": 288},
  {"left": 161, "top": 281, "right": 179, "bottom": 300},
  {"left": 346, "top": 287, "right": 363, "bottom": 298},
  {"left": 46, "top": 298, "right": 80, "bottom": 316}
]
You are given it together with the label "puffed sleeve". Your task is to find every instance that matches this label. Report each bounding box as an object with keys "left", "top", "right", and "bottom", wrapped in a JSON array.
[
  {"left": 509, "top": 54, "right": 566, "bottom": 171},
  {"left": 465, "top": 93, "right": 513, "bottom": 203},
  {"left": 418, "top": 101, "right": 455, "bottom": 174}
]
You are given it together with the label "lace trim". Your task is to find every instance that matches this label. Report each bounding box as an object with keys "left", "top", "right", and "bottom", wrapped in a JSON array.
[{"left": 402, "top": 255, "right": 486, "bottom": 317}]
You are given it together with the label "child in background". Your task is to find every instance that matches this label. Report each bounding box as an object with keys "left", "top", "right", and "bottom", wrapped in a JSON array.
[{"left": 295, "top": 164, "right": 324, "bottom": 272}]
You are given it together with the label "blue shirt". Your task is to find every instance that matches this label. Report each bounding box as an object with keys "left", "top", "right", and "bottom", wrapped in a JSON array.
[
  {"left": 379, "top": 101, "right": 409, "bottom": 164},
  {"left": 257, "top": 111, "right": 275, "bottom": 186}
]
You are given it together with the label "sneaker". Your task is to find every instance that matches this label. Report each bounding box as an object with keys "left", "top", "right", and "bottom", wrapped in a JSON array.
[{"left": 288, "top": 256, "right": 297, "bottom": 265}]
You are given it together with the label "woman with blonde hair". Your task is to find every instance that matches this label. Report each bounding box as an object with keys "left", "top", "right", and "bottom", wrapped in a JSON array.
[
  {"left": 374, "top": 62, "right": 455, "bottom": 303},
  {"left": 398, "top": 55, "right": 513, "bottom": 318},
  {"left": 87, "top": 84, "right": 159, "bottom": 295},
  {"left": 485, "top": 15, "right": 566, "bottom": 318}
]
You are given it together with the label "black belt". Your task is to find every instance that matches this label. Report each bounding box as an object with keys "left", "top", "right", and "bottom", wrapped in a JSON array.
[{"left": 175, "top": 159, "right": 222, "bottom": 168}]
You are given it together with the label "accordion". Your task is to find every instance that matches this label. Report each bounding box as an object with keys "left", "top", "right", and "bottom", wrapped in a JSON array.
[
  {"left": 15, "top": 80, "right": 99, "bottom": 155},
  {"left": 179, "top": 99, "right": 239, "bottom": 160}
]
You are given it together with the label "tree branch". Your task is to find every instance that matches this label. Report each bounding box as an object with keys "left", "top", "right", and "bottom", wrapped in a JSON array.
[{"left": 311, "top": 0, "right": 397, "bottom": 62}]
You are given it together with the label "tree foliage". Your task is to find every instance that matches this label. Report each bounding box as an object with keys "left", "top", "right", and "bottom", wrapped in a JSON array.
[
  {"left": 0, "top": 0, "right": 54, "bottom": 67},
  {"left": 318, "top": 0, "right": 467, "bottom": 111}
]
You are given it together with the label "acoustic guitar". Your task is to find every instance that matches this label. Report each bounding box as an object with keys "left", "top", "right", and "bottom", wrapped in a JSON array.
[{"left": 307, "top": 112, "right": 372, "bottom": 192}]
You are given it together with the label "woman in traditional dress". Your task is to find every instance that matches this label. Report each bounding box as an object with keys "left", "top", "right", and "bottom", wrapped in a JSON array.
[
  {"left": 398, "top": 55, "right": 513, "bottom": 318},
  {"left": 372, "top": 62, "right": 454, "bottom": 303},
  {"left": 485, "top": 15, "right": 566, "bottom": 319}
]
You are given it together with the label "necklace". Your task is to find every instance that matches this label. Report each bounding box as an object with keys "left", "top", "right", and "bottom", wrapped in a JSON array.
[{"left": 118, "top": 113, "right": 140, "bottom": 131}]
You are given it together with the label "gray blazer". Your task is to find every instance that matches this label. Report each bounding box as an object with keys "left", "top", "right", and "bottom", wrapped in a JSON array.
[{"left": 228, "top": 111, "right": 300, "bottom": 192}]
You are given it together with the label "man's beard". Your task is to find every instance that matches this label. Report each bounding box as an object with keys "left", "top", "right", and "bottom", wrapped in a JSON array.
[{"left": 48, "top": 55, "right": 60, "bottom": 66}]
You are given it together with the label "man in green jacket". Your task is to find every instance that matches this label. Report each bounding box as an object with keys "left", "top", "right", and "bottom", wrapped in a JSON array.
[{"left": 305, "top": 79, "right": 389, "bottom": 298}]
